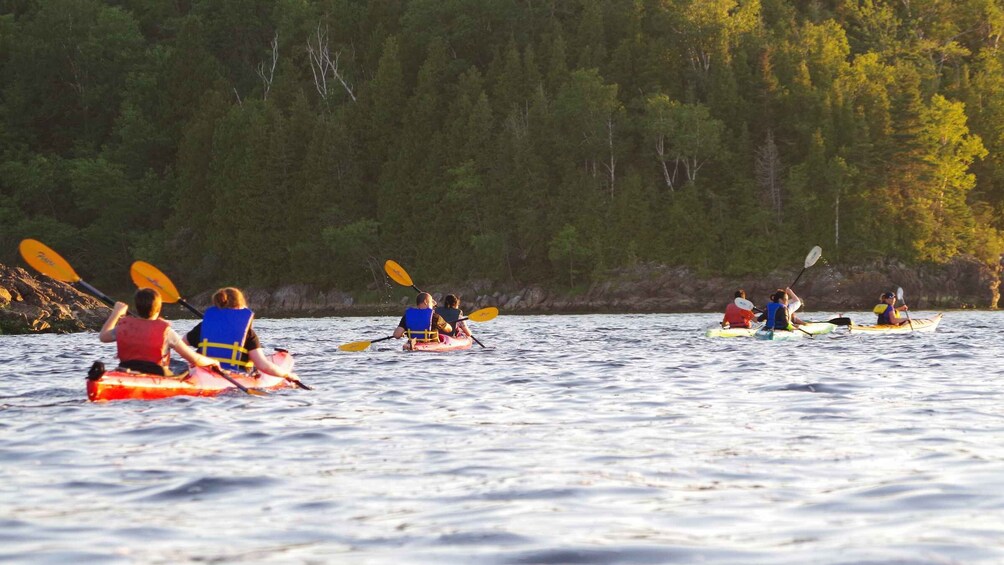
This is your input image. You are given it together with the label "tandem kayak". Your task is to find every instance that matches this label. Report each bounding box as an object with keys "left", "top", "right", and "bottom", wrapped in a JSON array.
[
  {"left": 848, "top": 313, "right": 943, "bottom": 334},
  {"left": 709, "top": 322, "right": 837, "bottom": 338},
  {"left": 404, "top": 334, "right": 474, "bottom": 352},
  {"left": 86, "top": 350, "right": 295, "bottom": 402}
]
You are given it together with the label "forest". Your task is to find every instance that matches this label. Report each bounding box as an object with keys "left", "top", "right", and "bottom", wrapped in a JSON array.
[{"left": 2, "top": 0, "right": 1003, "bottom": 292}]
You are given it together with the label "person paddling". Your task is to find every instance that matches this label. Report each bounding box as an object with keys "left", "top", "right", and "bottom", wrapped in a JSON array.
[
  {"left": 722, "top": 289, "right": 757, "bottom": 329},
  {"left": 182, "top": 287, "right": 297, "bottom": 379},
  {"left": 99, "top": 288, "right": 219, "bottom": 376},
  {"left": 874, "top": 291, "right": 909, "bottom": 326},
  {"left": 394, "top": 292, "right": 453, "bottom": 349},
  {"left": 435, "top": 294, "right": 470, "bottom": 337},
  {"left": 758, "top": 288, "right": 802, "bottom": 332}
]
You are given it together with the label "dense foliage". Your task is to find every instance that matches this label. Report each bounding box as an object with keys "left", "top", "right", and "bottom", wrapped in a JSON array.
[{"left": 2, "top": 0, "right": 1003, "bottom": 290}]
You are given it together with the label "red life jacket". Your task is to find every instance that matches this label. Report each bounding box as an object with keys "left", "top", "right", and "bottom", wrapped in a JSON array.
[
  {"left": 116, "top": 317, "right": 171, "bottom": 367},
  {"left": 723, "top": 303, "right": 754, "bottom": 328}
]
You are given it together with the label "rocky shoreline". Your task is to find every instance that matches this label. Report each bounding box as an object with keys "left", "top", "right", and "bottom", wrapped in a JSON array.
[
  {"left": 2, "top": 256, "right": 999, "bottom": 334},
  {"left": 229, "top": 255, "right": 998, "bottom": 316},
  {"left": 0, "top": 265, "right": 107, "bottom": 334}
]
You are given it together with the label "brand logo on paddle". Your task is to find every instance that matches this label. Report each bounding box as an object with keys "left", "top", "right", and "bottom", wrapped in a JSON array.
[{"left": 36, "top": 252, "right": 56, "bottom": 268}]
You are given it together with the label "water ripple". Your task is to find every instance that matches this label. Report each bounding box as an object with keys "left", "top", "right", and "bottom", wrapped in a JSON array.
[{"left": 1, "top": 312, "right": 1003, "bottom": 563}]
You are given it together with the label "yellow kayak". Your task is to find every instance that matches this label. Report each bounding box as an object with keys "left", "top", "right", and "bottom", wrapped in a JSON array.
[
  {"left": 706, "top": 321, "right": 840, "bottom": 338},
  {"left": 848, "top": 313, "right": 942, "bottom": 334}
]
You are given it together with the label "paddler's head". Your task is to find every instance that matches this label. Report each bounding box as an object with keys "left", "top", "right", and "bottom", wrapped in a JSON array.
[
  {"left": 443, "top": 294, "right": 459, "bottom": 308},
  {"left": 213, "top": 287, "right": 247, "bottom": 309},
  {"left": 734, "top": 289, "right": 746, "bottom": 299},
  {"left": 770, "top": 289, "right": 787, "bottom": 304},
  {"left": 880, "top": 291, "right": 895, "bottom": 304},
  {"left": 135, "top": 288, "right": 163, "bottom": 319},
  {"left": 416, "top": 292, "right": 435, "bottom": 309}
]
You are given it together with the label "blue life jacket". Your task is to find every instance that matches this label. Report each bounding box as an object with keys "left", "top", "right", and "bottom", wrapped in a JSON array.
[
  {"left": 764, "top": 302, "right": 792, "bottom": 331},
  {"left": 198, "top": 307, "right": 254, "bottom": 371},
  {"left": 404, "top": 307, "right": 438, "bottom": 342}
]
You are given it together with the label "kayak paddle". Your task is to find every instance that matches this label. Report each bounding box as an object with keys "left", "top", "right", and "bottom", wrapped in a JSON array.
[
  {"left": 384, "top": 259, "right": 488, "bottom": 348},
  {"left": 789, "top": 245, "right": 822, "bottom": 289},
  {"left": 209, "top": 365, "right": 268, "bottom": 396},
  {"left": 19, "top": 239, "right": 119, "bottom": 308},
  {"left": 338, "top": 335, "right": 397, "bottom": 352},
  {"left": 896, "top": 287, "right": 914, "bottom": 332},
  {"left": 130, "top": 260, "right": 311, "bottom": 391},
  {"left": 384, "top": 259, "right": 422, "bottom": 293},
  {"left": 339, "top": 307, "right": 499, "bottom": 351},
  {"left": 130, "top": 261, "right": 203, "bottom": 317}
]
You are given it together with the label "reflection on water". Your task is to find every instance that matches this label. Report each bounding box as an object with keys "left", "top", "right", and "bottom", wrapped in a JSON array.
[{"left": 2, "top": 312, "right": 1003, "bottom": 564}]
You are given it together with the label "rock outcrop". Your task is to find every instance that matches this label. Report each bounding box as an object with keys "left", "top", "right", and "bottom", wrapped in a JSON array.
[{"left": 0, "top": 264, "right": 108, "bottom": 333}]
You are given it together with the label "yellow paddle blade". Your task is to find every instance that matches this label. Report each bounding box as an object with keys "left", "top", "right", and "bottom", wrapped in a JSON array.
[
  {"left": 130, "top": 261, "right": 182, "bottom": 303},
  {"left": 384, "top": 259, "right": 414, "bottom": 288},
  {"left": 467, "top": 307, "right": 499, "bottom": 323},
  {"left": 19, "top": 239, "right": 80, "bottom": 283},
  {"left": 338, "top": 341, "right": 372, "bottom": 352}
]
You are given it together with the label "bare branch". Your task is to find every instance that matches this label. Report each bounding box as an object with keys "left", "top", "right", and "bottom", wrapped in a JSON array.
[
  {"left": 306, "top": 22, "right": 356, "bottom": 103},
  {"left": 256, "top": 32, "right": 279, "bottom": 101}
]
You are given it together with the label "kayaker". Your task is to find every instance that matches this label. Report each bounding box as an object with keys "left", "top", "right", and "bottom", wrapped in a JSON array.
[
  {"left": 721, "top": 289, "right": 756, "bottom": 328},
  {"left": 435, "top": 294, "right": 470, "bottom": 337},
  {"left": 99, "top": 288, "right": 219, "bottom": 376},
  {"left": 183, "top": 287, "right": 297, "bottom": 379},
  {"left": 394, "top": 292, "right": 453, "bottom": 347},
  {"left": 874, "top": 291, "right": 909, "bottom": 325},
  {"left": 759, "top": 288, "right": 802, "bottom": 331}
]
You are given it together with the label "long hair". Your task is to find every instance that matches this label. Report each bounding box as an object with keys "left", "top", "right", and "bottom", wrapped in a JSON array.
[{"left": 212, "top": 287, "right": 247, "bottom": 309}]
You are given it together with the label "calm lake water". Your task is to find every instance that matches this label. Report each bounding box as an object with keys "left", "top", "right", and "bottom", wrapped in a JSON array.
[{"left": 2, "top": 311, "right": 1003, "bottom": 564}]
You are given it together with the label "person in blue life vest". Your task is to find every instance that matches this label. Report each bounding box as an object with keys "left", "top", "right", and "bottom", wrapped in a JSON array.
[
  {"left": 874, "top": 291, "right": 909, "bottom": 325},
  {"left": 434, "top": 294, "right": 470, "bottom": 337},
  {"left": 99, "top": 288, "right": 220, "bottom": 376},
  {"left": 394, "top": 292, "right": 453, "bottom": 348},
  {"left": 182, "top": 287, "right": 297, "bottom": 379},
  {"left": 758, "top": 287, "right": 804, "bottom": 331}
]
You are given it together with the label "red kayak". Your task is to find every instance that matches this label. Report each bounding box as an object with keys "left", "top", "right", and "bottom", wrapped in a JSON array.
[
  {"left": 86, "top": 351, "right": 295, "bottom": 402},
  {"left": 403, "top": 334, "right": 473, "bottom": 352}
]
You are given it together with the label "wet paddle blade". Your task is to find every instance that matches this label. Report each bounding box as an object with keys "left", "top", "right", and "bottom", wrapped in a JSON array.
[
  {"left": 338, "top": 341, "right": 372, "bottom": 352},
  {"left": 384, "top": 260, "right": 413, "bottom": 288},
  {"left": 734, "top": 297, "right": 755, "bottom": 311},
  {"left": 467, "top": 307, "right": 499, "bottom": 323},
  {"left": 130, "top": 261, "right": 183, "bottom": 303},
  {"left": 804, "top": 245, "right": 823, "bottom": 268},
  {"left": 896, "top": 287, "right": 905, "bottom": 302},
  {"left": 19, "top": 239, "right": 81, "bottom": 283}
]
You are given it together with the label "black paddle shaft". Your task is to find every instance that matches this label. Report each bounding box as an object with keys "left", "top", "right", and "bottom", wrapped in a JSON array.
[
  {"left": 789, "top": 267, "right": 808, "bottom": 290},
  {"left": 178, "top": 299, "right": 203, "bottom": 317}
]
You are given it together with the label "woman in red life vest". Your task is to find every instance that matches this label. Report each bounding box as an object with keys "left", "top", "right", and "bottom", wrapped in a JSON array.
[
  {"left": 98, "top": 288, "right": 219, "bottom": 376},
  {"left": 182, "top": 287, "right": 297, "bottom": 379},
  {"left": 721, "top": 289, "right": 756, "bottom": 328}
]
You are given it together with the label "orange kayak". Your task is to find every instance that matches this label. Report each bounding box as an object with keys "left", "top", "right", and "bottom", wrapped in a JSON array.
[
  {"left": 403, "top": 334, "right": 473, "bottom": 352},
  {"left": 86, "top": 351, "right": 295, "bottom": 402}
]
